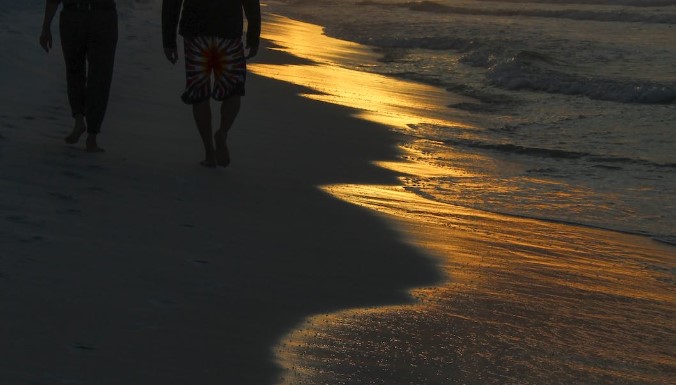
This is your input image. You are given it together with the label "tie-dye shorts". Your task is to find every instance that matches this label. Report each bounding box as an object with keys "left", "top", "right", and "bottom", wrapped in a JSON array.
[{"left": 181, "top": 36, "right": 246, "bottom": 104}]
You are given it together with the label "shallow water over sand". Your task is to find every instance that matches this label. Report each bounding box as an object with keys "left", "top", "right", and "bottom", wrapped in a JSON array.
[
  {"left": 250, "top": 17, "right": 476, "bottom": 131},
  {"left": 263, "top": 0, "right": 676, "bottom": 245},
  {"left": 276, "top": 183, "right": 674, "bottom": 385},
  {"left": 251, "top": 15, "right": 676, "bottom": 385}
]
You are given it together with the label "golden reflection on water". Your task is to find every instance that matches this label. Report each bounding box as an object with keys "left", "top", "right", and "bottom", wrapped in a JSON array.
[
  {"left": 249, "top": 15, "right": 475, "bottom": 132},
  {"left": 375, "top": 144, "right": 481, "bottom": 179},
  {"left": 276, "top": 183, "right": 676, "bottom": 385},
  {"left": 256, "top": 15, "right": 375, "bottom": 67},
  {"left": 253, "top": 14, "right": 676, "bottom": 385}
]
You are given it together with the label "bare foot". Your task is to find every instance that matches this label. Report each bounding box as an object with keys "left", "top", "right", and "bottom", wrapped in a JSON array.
[
  {"left": 199, "top": 146, "right": 217, "bottom": 167},
  {"left": 200, "top": 159, "right": 217, "bottom": 168},
  {"left": 64, "top": 118, "right": 86, "bottom": 144},
  {"left": 214, "top": 130, "right": 230, "bottom": 167},
  {"left": 85, "top": 134, "right": 105, "bottom": 153}
]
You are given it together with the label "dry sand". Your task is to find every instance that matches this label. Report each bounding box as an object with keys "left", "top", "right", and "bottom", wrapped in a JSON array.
[
  {"left": 3, "top": 3, "right": 675, "bottom": 385},
  {"left": 0, "top": 4, "right": 440, "bottom": 384}
]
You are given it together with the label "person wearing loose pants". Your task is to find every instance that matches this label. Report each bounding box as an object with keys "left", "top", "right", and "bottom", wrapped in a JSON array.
[{"left": 40, "top": 0, "right": 118, "bottom": 152}]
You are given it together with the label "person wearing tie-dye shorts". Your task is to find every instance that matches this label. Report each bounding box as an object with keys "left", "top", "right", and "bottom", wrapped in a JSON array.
[{"left": 162, "top": 0, "right": 261, "bottom": 167}]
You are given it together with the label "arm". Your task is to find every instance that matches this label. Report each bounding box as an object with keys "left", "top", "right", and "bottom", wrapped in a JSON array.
[
  {"left": 39, "top": 0, "right": 61, "bottom": 53},
  {"left": 162, "top": 0, "right": 183, "bottom": 63},
  {"left": 242, "top": 0, "right": 261, "bottom": 59}
]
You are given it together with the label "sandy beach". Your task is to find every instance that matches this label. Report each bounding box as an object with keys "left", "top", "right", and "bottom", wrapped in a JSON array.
[
  {"left": 0, "top": 4, "right": 440, "bottom": 384},
  {"left": 2, "top": 2, "right": 675, "bottom": 385}
]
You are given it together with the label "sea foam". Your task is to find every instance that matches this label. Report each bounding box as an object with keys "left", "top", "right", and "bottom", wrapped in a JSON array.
[{"left": 486, "top": 51, "right": 676, "bottom": 103}]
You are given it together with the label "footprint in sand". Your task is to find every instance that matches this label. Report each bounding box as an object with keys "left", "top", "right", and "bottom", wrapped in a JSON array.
[
  {"left": 70, "top": 344, "right": 96, "bottom": 351},
  {"left": 61, "top": 170, "right": 86, "bottom": 180},
  {"left": 148, "top": 298, "right": 178, "bottom": 308},
  {"left": 19, "top": 235, "right": 46, "bottom": 243},
  {"left": 49, "top": 192, "right": 77, "bottom": 202},
  {"left": 6, "top": 215, "right": 26, "bottom": 224},
  {"left": 61, "top": 208, "right": 82, "bottom": 214}
]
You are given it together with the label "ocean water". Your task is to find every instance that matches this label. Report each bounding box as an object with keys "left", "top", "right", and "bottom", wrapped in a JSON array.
[
  {"left": 3, "top": 1, "right": 675, "bottom": 384},
  {"left": 263, "top": 0, "right": 676, "bottom": 245},
  {"left": 254, "top": 2, "right": 676, "bottom": 385},
  {"left": 7, "top": 0, "right": 674, "bottom": 244}
]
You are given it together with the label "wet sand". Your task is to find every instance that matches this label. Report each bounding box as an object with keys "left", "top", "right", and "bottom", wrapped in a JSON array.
[
  {"left": 0, "top": 4, "right": 439, "bottom": 384},
  {"left": 254, "top": 14, "right": 676, "bottom": 385},
  {"left": 1, "top": 4, "right": 674, "bottom": 385},
  {"left": 278, "top": 185, "right": 675, "bottom": 384}
]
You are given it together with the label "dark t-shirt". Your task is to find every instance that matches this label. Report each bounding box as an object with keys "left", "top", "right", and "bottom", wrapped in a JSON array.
[{"left": 162, "top": 0, "right": 261, "bottom": 49}]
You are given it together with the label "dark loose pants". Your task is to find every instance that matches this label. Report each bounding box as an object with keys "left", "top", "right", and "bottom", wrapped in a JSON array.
[{"left": 59, "top": 7, "right": 118, "bottom": 134}]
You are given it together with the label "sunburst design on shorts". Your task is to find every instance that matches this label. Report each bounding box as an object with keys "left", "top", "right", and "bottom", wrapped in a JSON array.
[{"left": 182, "top": 36, "right": 246, "bottom": 103}]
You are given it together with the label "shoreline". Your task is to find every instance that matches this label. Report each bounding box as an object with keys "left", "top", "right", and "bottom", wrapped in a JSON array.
[
  {"left": 248, "top": 13, "right": 676, "bottom": 385},
  {"left": 259, "top": 3, "right": 676, "bottom": 245},
  {"left": 2, "top": 3, "right": 675, "bottom": 385},
  {"left": 0, "top": 4, "right": 441, "bottom": 384}
]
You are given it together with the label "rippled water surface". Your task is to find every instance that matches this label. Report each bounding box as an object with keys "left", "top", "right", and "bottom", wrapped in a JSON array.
[
  {"left": 5, "top": 1, "right": 673, "bottom": 383},
  {"left": 249, "top": 9, "right": 676, "bottom": 385},
  {"left": 274, "top": 183, "right": 676, "bottom": 385},
  {"left": 264, "top": 0, "right": 676, "bottom": 243}
]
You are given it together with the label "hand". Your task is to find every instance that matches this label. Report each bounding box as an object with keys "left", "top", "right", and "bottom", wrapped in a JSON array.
[
  {"left": 245, "top": 45, "right": 259, "bottom": 60},
  {"left": 164, "top": 47, "right": 178, "bottom": 64},
  {"left": 39, "top": 28, "right": 52, "bottom": 53}
]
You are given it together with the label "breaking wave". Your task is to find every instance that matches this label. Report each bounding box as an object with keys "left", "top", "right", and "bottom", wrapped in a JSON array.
[
  {"left": 474, "top": 0, "right": 676, "bottom": 7},
  {"left": 439, "top": 134, "right": 676, "bottom": 168},
  {"left": 358, "top": 0, "right": 676, "bottom": 24},
  {"left": 486, "top": 51, "right": 676, "bottom": 104}
]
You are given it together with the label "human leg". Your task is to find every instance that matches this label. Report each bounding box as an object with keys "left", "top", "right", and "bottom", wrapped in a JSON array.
[
  {"left": 214, "top": 96, "right": 241, "bottom": 167},
  {"left": 84, "top": 8, "right": 118, "bottom": 152},
  {"left": 181, "top": 36, "right": 218, "bottom": 165},
  {"left": 218, "top": 95, "right": 241, "bottom": 133},
  {"left": 211, "top": 38, "right": 246, "bottom": 167},
  {"left": 192, "top": 100, "right": 216, "bottom": 167},
  {"left": 59, "top": 10, "right": 87, "bottom": 144},
  {"left": 64, "top": 113, "right": 86, "bottom": 144}
]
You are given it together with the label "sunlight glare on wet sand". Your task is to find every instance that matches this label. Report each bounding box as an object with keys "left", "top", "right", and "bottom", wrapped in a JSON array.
[
  {"left": 250, "top": 14, "right": 676, "bottom": 385},
  {"left": 249, "top": 15, "right": 475, "bottom": 132},
  {"left": 276, "top": 183, "right": 676, "bottom": 385}
]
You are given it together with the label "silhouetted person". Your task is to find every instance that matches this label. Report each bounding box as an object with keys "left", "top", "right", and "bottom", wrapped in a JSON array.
[
  {"left": 162, "top": 0, "right": 261, "bottom": 167},
  {"left": 40, "top": 0, "right": 118, "bottom": 152}
]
